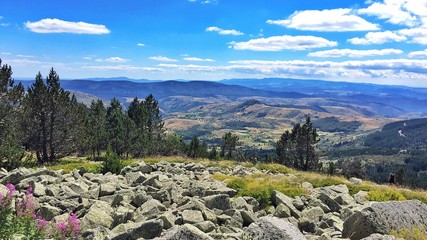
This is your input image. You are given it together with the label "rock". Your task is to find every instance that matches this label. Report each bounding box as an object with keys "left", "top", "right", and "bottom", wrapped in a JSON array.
[
  {"left": 182, "top": 210, "right": 204, "bottom": 224},
  {"left": 128, "top": 219, "right": 164, "bottom": 239},
  {"left": 242, "top": 216, "right": 307, "bottom": 240},
  {"left": 39, "top": 204, "right": 62, "bottom": 221},
  {"left": 112, "top": 206, "right": 134, "bottom": 228},
  {"left": 158, "top": 211, "right": 177, "bottom": 229},
  {"left": 271, "top": 190, "right": 301, "bottom": 218},
  {"left": 203, "top": 194, "right": 231, "bottom": 211},
  {"left": 302, "top": 182, "right": 314, "bottom": 191},
  {"left": 350, "top": 177, "right": 363, "bottom": 185},
  {"left": 354, "top": 191, "right": 369, "bottom": 204},
  {"left": 99, "top": 183, "right": 116, "bottom": 197},
  {"left": 361, "top": 234, "right": 401, "bottom": 240},
  {"left": 343, "top": 200, "right": 427, "bottom": 240},
  {"left": 273, "top": 203, "right": 291, "bottom": 218},
  {"left": 157, "top": 224, "right": 214, "bottom": 240},
  {"left": 81, "top": 201, "right": 114, "bottom": 230},
  {"left": 0, "top": 184, "right": 8, "bottom": 196},
  {"left": 134, "top": 199, "right": 166, "bottom": 222},
  {"left": 301, "top": 206, "right": 324, "bottom": 223},
  {"left": 293, "top": 196, "right": 305, "bottom": 210},
  {"left": 194, "top": 221, "right": 216, "bottom": 233},
  {"left": 240, "top": 210, "right": 257, "bottom": 227}
]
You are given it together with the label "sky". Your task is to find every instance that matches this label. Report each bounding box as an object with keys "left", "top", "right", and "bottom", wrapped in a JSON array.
[{"left": 0, "top": 0, "right": 426, "bottom": 87}]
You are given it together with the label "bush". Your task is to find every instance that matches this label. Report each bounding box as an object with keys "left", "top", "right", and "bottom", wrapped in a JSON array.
[
  {"left": 101, "top": 146, "right": 123, "bottom": 174},
  {"left": 0, "top": 184, "right": 80, "bottom": 239}
]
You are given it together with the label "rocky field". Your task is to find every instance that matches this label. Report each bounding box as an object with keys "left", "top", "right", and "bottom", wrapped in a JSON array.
[{"left": 1, "top": 161, "right": 427, "bottom": 240}]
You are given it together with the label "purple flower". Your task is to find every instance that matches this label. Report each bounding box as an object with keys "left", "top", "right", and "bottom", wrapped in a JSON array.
[
  {"left": 6, "top": 184, "right": 16, "bottom": 196},
  {"left": 36, "top": 216, "right": 47, "bottom": 228},
  {"left": 56, "top": 221, "right": 67, "bottom": 231}
]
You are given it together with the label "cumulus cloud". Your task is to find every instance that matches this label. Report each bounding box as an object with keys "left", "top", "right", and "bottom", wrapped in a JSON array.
[
  {"left": 267, "top": 9, "right": 379, "bottom": 32},
  {"left": 229, "top": 35, "right": 337, "bottom": 51},
  {"left": 408, "top": 49, "right": 427, "bottom": 58},
  {"left": 183, "top": 57, "right": 215, "bottom": 62},
  {"left": 149, "top": 56, "right": 178, "bottom": 62},
  {"left": 137, "top": 43, "right": 145, "bottom": 47},
  {"left": 348, "top": 31, "right": 407, "bottom": 45},
  {"left": 358, "top": 0, "right": 424, "bottom": 27},
  {"left": 308, "top": 48, "right": 403, "bottom": 58},
  {"left": 206, "top": 26, "right": 244, "bottom": 36},
  {"left": 25, "top": 18, "right": 110, "bottom": 34},
  {"left": 399, "top": 27, "right": 427, "bottom": 44}
]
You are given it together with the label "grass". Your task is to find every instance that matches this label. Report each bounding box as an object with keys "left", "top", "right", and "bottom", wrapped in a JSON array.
[{"left": 390, "top": 226, "right": 427, "bottom": 240}]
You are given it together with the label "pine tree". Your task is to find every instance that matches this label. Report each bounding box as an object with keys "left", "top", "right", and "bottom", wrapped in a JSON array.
[
  {"left": 220, "top": 132, "right": 239, "bottom": 159},
  {"left": 127, "top": 97, "right": 147, "bottom": 157},
  {"left": 276, "top": 117, "right": 319, "bottom": 171},
  {"left": 106, "top": 98, "right": 125, "bottom": 156},
  {"left": 0, "top": 59, "right": 25, "bottom": 170},
  {"left": 87, "top": 99, "right": 107, "bottom": 159},
  {"left": 143, "top": 94, "right": 164, "bottom": 155}
]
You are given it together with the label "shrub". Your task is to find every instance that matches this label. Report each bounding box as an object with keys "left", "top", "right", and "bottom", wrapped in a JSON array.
[
  {"left": 390, "top": 226, "right": 427, "bottom": 240},
  {"left": 367, "top": 188, "right": 406, "bottom": 202},
  {"left": 101, "top": 146, "right": 123, "bottom": 174},
  {"left": 0, "top": 184, "right": 81, "bottom": 239}
]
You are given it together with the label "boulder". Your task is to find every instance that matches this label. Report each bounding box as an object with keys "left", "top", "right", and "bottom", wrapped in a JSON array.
[
  {"left": 182, "top": 210, "right": 204, "bottom": 224},
  {"left": 361, "top": 234, "right": 401, "bottom": 240},
  {"left": 203, "top": 194, "right": 231, "bottom": 211},
  {"left": 343, "top": 200, "right": 427, "bottom": 240},
  {"left": 241, "top": 216, "right": 307, "bottom": 240},
  {"left": 81, "top": 201, "right": 114, "bottom": 230},
  {"left": 157, "top": 224, "right": 214, "bottom": 240},
  {"left": 271, "top": 190, "right": 301, "bottom": 218}
]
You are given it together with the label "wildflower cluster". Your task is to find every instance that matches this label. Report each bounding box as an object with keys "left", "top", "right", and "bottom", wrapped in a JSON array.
[{"left": 0, "top": 183, "right": 81, "bottom": 239}]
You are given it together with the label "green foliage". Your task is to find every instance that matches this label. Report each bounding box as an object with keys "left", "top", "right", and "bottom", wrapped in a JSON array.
[
  {"left": 390, "top": 226, "right": 427, "bottom": 240},
  {"left": 309, "top": 178, "right": 345, "bottom": 188},
  {"left": 340, "top": 159, "right": 366, "bottom": 179},
  {"left": 187, "top": 136, "right": 208, "bottom": 159},
  {"left": 254, "top": 163, "right": 293, "bottom": 174},
  {"left": 159, "top": 133, "right": 187, "bottom": 156},
  {"left": 276, "top": 117, "right": 319, "bottom": 171},
  {"left": 220, "top": 132, "right": 239, "bottom": 159},
  {"left": 367, "top": 189, "right": 407, "bottom": 202},
  {"left": 101, "top": 146, "right": 123, "bottom": 174}
]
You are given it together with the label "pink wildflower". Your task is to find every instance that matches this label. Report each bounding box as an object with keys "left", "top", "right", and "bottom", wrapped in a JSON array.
[
  {"left": 36, "top": 216, "right": 48, "bottom": 229},
  {"left": 56, "top": 221, "right": 67, "bottom": 232},
  {"left": 6, "top": 184, "right": 16, "bottom": 196}
]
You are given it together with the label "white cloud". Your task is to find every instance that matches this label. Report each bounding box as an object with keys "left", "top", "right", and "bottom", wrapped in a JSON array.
[
  {"left": 348, "top": 31, "right": 407, "bottom": 45},
  {"left": 408, "top": 49, "right": 427, "bottom": 58},
  {"left": 25, "top": 18, "right": 110, "bottom": 34},
  {"left": 358, "top": 0, "right": 427, "bottom": 27},
  {"left": 229, "top": 35, "right": 337, "bottom": 51},
  {"left": 267, "top": 9, "right": 379, "bottom": 32},
  {"left": 399, "top": 27, "right": 427, "bottom": 44},
  {"left": 149, "top": 56, "right": 178, "bottom": 62},
  {"left": 1, "top": 52, "right": 11, "bottom": 55},
  {"left": 16, "top": 54, "right": 35, "bottom": 58},
  {"left": 183, "top": 57, "right": 215, "bottom": 62},
  {"left": 104, "top": 57, "right": 130, "bottom": 63},
  {"left": 0, "top": 23, "right": 9, "bottom": 27},
  {"left": 82, "top": 57, "right": 92, "bottom": 60},
  {"left": 206, "top": 26, "right": 244, "bottom": 36},
  {"left": 308, "top": 48, "right": 403, "bottom": 58},
  {"left": 137, "top": 43, "right": 145, "bottom": 47},
  {"left": 82, "top": 65, "right": 163, "bottom": 72}
]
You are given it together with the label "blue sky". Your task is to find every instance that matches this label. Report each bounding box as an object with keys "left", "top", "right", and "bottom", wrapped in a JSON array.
[{"left": 0, "top": 0, "right": 426, "bottom": 86}]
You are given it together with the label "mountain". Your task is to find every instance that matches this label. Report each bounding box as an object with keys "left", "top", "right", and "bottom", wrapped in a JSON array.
[{"left": 365, "top": 118, "right": 427, "bottom": 149}]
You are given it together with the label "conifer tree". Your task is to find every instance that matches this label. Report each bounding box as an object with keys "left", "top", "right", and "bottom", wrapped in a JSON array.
[
  {"left": 276, "top": 117, "right": 319, "bottom": 171},
  {"left": 106, "top": 98, "right": 126, "bottom": 156}
]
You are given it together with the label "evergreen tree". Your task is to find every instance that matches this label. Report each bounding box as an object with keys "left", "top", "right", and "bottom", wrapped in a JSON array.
[
  {"left": 276, "top": 117, "right": 319, "bottom": 171},
  {"left": 220, "top": 132, "right": 239, "bottom": 159},
  {"left": 127, "top": 97, "right": 147, "bottom": 156},
  {"left": 143, "top": 94, "right": 164, "bottom": 155},
  {"left": 22, "top": 69, "right": 75, "bottom": 163},
  {"left": 0, "top": 59, "right": 25, "bottom": 170},
  {"left": 159, "top": 133, "right": 186, "bottom": 156},
  {"left": 209, "top": 146, "right": 218, "bottom": 160},
  {"left": 87, "top": 99, "right": 107, "bottom": 159},
  {"left": 106, "top": 98, "right": 125, "bottom": 156},
  {"left": 187, "top": 136, "right": 207, "bottom": 158}
]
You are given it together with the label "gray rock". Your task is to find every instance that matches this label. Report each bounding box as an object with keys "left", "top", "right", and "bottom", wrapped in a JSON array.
[
  {"left": 39, "top": 204, "right": 61, "bottom": 221},
  {"left": 134, "top": 199, "right": 166, "bottom": 222},
  {"left": 301, "top": 206, "right": 324, "bottom": 223},
  {"left": 203, "top": 194, "right": 231, "bottom": 211},
  {"left": 354, "top": 191, "right": 369, "bottom": 204},
  {"left": 271, "top": 190, "right": 301, "bottom": 218},
  {"left": 343, "top": 200, "right": 427, "bottom": 240},
  {"left": 81, "top": 201, "right": 114, "bottom": 230},
  {"left": 99, "top": 183, "right": 116, "bottom": 197},
  {"left": 361, "top": 234, "right": 401, "bottom": 240},
  {"left": 194, "top": 221, "right": 216, "bottom": 233},
  {"left": 157, "top": 224, "right": 214, "bottom": 240},
  {"left": 182, "top": 210, "right": 204, "bottom": 224},
  {"left": 242, "top": 216, "right": 307, "bottom": 240},
  {"left": 240, "top": 210, "right": 257, "bottom": 227},
  {"left": 273, "top": 203, "right": 291, "bottom": 218},
  {"left": 158, "top": 210, "right": 177, "bottom": 229}
]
